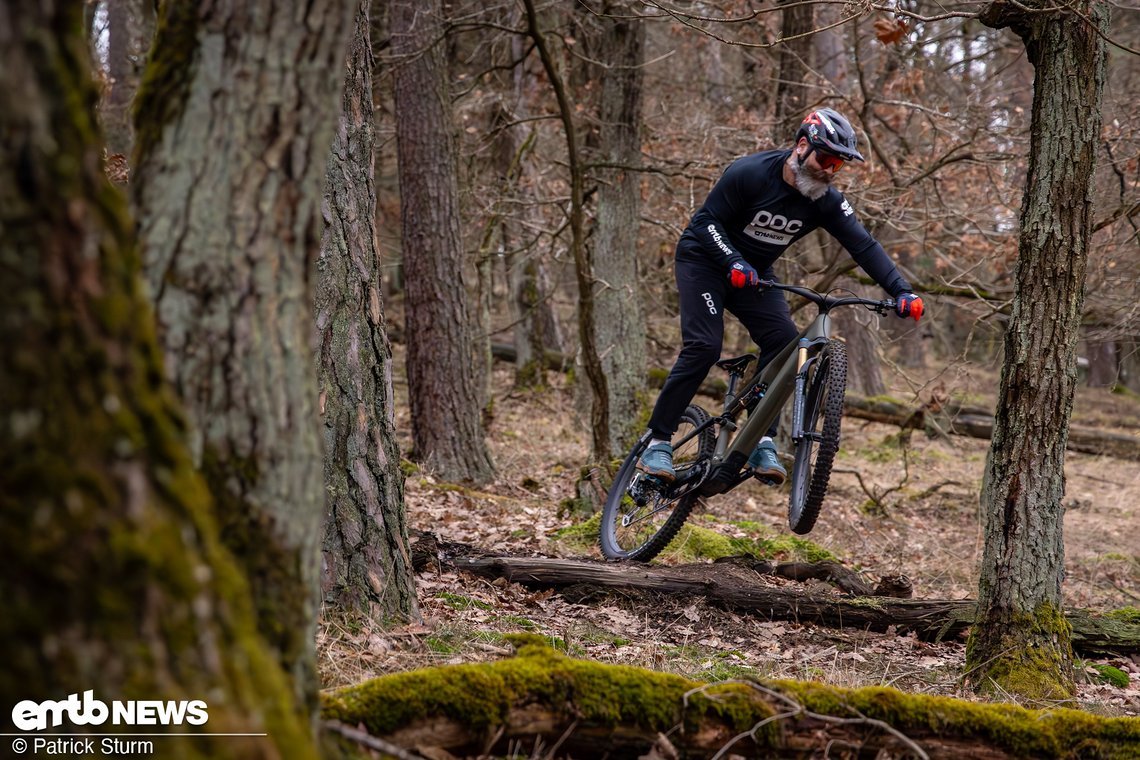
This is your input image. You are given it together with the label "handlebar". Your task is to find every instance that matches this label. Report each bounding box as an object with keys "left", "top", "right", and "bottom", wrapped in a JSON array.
[{"left": 757, "top": 279, "right": 895, "bottom": 316}]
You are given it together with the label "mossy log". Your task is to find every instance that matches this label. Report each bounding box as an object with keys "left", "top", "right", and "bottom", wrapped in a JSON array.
[
  {"left": 843, "top": 394, "right": 1140, "bottom": 461},
  {"left": 321, "top": 641, "right": 1140, "bottom": 759},
  {"left": 451, "top": 556, "right": 1140, "bottom": 656}
]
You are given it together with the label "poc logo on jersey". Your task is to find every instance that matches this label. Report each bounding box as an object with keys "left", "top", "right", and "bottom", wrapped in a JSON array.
[{"left": 743, "top": 210, "right": 802, "bottom": 245}]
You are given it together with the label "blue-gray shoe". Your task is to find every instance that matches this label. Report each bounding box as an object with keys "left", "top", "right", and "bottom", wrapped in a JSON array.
[
  {"left": 637, "top": 442, "right": 675, "bottom": 482},
  {"left": 748, "top": 440, "right": 787, "bottom": 485}
]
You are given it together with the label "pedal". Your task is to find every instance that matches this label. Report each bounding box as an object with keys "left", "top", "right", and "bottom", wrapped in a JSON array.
[{"left": 753, "top": 473, "right": 783, "bottom": 487}]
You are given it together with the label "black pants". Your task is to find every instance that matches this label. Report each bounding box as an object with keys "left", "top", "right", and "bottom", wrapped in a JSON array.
[{"left": 647, "top": 257, "right": 799, "bottom": 440}]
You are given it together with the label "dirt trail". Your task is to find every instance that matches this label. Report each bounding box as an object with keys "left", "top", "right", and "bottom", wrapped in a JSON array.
[{"left": 318, "top": 351, "right": 1140, "bottom": 716}]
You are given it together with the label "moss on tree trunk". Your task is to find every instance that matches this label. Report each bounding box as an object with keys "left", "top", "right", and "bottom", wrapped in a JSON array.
[
  {"left": 0, "top": 5, "right": 311, "bottom": 755},
  {"left": 132, "top": 0, "right": 357, "bottom": 719},
  {"left": 969, "top": 0, "right": 1108, "bottom": 700}
]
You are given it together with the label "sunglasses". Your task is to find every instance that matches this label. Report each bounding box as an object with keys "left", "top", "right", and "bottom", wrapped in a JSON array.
[{"left": 814, "top": 150, "right": 845, "bottom": 173}]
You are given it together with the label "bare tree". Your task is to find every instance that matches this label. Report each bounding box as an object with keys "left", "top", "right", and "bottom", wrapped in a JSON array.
[
  {"left": 0, "top": 3, "right": 313, "bottom": 754},
  {"left": 966, "top": 0, "right": 1109, "bottom": 700},
  {"left": 588, "top": 1, "right": 648, "bottom": 457},
  {"left": 133, "top": 0, "right": 356, "bottom": 711},
  {"left": 393, "top": 0, "right": 495, "bottom": 483},
  {"left": 524, "top": 0, "right": 614, "bottom": 462},
  {"left": 318, "top": 1, "right": 419, "bottom": 624}
]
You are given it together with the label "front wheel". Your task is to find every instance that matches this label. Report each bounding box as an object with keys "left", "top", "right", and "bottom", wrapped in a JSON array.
[
  {"left": 599, "top": 405, "right": 715, "bottom": 561},
  {"left": 788, "top": 340, "right": 847, "bottom": 534}
]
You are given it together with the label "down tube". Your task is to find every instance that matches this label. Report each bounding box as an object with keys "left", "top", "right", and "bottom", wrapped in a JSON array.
[{"left": 728, "top": 314, "right": 832, "bottom": 459}]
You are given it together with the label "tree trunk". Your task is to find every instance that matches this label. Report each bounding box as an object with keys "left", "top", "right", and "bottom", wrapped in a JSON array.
[
  {"left": 102, "top": 0, "right": 154, "bottom": 159},
  {"left": 968, "top": 0, "right": 1108, "bottom": 700},
  {"left": 392, "top": 0, "right": 495, "bottom": 483},
  {"left": 525, "top": 0, "right": 612, "bottom": 463},
  {"left": 317, "top": 1, "right": 418, "bottom": 624},
  {"left": 132, "top": 0, "right": 355, "bottom": 719},
  {"left": 0, "top": 5, "right": 311, "bottom": 754},
  {"left": 499, "top": 33, "right": 563, "bottom": 386},
  {"left": 589, "top": 1, "right": 647, "bottom": 457},
  {"left": 774, "top": 0, "right": 814, "bottom": 139},
  {"left": 834, "top": 282, "right": 887, "bottom": 396},
  {"left": 1085, "top": 338, "right": 1119, "bottom": 388},
  {"left": 814, "top": 1, "right": 848, "bottom": 86}
]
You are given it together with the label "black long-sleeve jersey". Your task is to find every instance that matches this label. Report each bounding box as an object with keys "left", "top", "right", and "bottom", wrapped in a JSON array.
[{"left": 676, "top": 149, "right": 912, "bottom": 297}]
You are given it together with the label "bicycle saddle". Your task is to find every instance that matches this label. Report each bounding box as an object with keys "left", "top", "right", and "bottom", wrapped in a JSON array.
[{"left": 715, "top": 354, "right": 756, "bottom": 375}]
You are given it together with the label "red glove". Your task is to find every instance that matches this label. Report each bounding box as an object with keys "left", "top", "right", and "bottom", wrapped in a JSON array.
[
  {"left": 728, "top": 260, "right": 760, "bottom": 288},
  {"left": 896, "top": 293, "right": 924, "bottom": 321}
]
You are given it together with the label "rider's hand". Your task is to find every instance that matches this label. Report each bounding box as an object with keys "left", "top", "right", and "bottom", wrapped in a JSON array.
[
  {"left": 895, "top": 293, "right": 924, "bottom": 321},
  {"left": 728, "top": 260, "right": 760, "bottom": 288}
]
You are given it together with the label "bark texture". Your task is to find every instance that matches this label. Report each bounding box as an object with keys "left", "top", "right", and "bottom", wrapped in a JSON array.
[
  {"left": 0, "top": 5, "right": 311, "bottom": 754},
  {"left": 132, "top": 0, "right": 355, "bottom": 713},
  {"left": 590, "top": 0, "right": 647, "bottom": 457},
  {"left": 317, "top": 2, "right": 418, "bottom": 624},
  {"left": 102, "top": 0, "right": 153, "bottom": 158},
  {"left": 446, "top": 555, "right": 1140, "bottom": 656},
  {"left": 774, "top": 0, "right": 814, "bottom": 138},
  {"left": 834, "top": 283, "right": 886, "bottom": 396},
  {"left": 392, "top": 0, "right": 495, "bottom": 483},
  {"left": 969, "top": 0, "right": 1108, "bottom": 699}
]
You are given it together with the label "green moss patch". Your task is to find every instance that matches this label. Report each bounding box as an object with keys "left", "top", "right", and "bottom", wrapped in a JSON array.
[
  {"left": 553, "top": 512, "right": 835, "bottom": 565},
  {"left": 322, "top": 644, "right": 1140, "bottom": 758},
  {"left": 778, "top": 678, "right": 1140, "bottom": 758},
  {"left": 1106, "top": 607, "right": 1140, "bottom": 624},
  {"left": 1089, "top": 664, "right": 1130, "bottom": 688},
  {"left": 322, "top": 641, "right": 771, "bottom": 740},
  {"left": 659, "top": 521, "right": 835, "bottom": 563}
]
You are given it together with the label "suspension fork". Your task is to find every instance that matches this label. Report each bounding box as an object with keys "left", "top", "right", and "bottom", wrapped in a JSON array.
[{"left": 791, "top": 336, "right": 829, "bottom": 442}]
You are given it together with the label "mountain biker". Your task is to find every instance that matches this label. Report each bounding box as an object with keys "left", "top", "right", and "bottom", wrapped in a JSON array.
[{"left": 639, "top": 107, "right": 923, "bottom": 484}]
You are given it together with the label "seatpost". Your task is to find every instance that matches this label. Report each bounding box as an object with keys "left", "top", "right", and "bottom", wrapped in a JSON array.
[{"left": 724, "top": 372, "right": 741, "bottom": 414}]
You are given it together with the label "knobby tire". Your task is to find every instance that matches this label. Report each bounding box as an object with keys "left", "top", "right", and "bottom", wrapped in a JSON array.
[{"left": 788, "top": 340, "right": 847, "bottom": 534}]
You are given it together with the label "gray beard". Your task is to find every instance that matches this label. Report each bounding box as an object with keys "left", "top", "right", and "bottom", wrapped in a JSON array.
[{"left": 789, "top": 156, "right": 830, "bottom": 201}]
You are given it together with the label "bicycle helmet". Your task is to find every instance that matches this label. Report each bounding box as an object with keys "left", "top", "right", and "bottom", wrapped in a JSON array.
[{"left": 795, "top": 108, "right": 865, "bottom": 162}]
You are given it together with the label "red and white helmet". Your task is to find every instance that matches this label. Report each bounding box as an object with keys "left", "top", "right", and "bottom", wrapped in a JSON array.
[{"left": 795, "top": 108, "right": 865, "bottom": 162}]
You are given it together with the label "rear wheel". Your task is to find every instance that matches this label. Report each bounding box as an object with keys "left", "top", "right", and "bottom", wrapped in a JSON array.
[
  {"left": 599, "top": 405, "right": 715, "bottom": 561},
  {"left": 788, "top": 340, "right": 847, "bottom": 534}
]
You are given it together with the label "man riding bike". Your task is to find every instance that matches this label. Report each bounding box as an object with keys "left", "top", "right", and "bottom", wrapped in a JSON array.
[{"left": 639, "top": 108, "right": 924, "bottom": 483}]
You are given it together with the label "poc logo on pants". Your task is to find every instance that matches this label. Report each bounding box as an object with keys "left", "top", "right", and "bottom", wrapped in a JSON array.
[{"left": 701, "top": 292, "right": 718, "bottom": 315}]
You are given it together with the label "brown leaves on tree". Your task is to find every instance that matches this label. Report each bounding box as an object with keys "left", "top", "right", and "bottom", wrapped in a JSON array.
[{"left": 874, "top": 17, "right": 908, "bottom": 45}]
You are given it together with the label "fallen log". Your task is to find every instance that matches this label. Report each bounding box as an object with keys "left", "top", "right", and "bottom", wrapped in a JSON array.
[
  {"left": 451, "top": 555, "right": 1140, "bottom": 656},
  {"left": 322, "top": 639, "right": 1140, "bottom": 760},
  {"left": 844, "top": 393, "right": 1140, "bottom": 461},
  {"left": 714, "top": 556, "right": 913, "bottom": 598}
]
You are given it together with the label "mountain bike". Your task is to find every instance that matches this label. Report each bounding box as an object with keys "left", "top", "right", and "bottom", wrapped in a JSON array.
[{"left": 599, "top": 280, "right": 898, "bottom": 562}]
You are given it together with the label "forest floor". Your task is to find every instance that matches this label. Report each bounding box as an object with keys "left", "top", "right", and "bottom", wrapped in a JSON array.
[{"left": 318, "top": 339, "right": 1140, "bottom": 720}]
